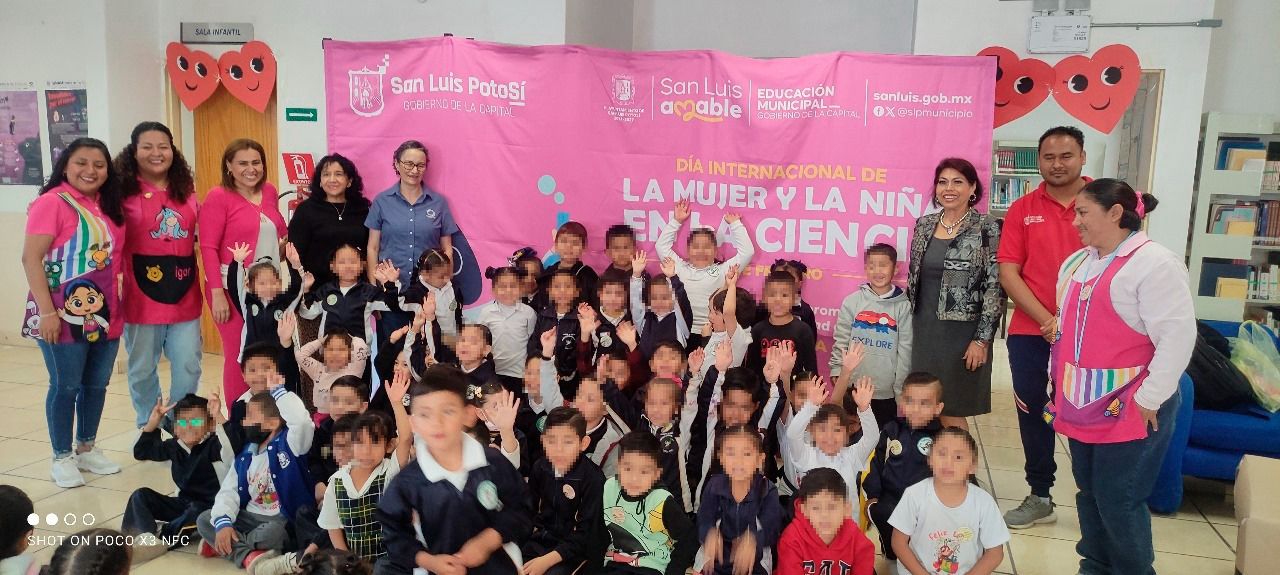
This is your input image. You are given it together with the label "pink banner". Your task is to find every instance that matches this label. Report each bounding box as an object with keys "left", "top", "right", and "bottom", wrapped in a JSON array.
[{"left": 324, "top": 36, "right": 994, "bottom": 367}]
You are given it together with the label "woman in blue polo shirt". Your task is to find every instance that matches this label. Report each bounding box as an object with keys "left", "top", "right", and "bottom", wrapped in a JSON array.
[{"left": 365, "top": 140, "right": 459, "bottom": 343}]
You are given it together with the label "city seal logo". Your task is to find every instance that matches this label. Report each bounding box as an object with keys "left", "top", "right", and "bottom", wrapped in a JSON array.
[{"left": 349, "top": 54, "right": 390, "bottom": 118}]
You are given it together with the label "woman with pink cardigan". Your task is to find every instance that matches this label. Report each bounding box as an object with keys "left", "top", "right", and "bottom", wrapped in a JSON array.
[{"left": 198, "top": 139, "right": 286, "bottom": 405}]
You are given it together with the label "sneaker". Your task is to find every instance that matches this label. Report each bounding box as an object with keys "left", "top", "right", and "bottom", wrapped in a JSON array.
[
  {"left": 251, "top": 551, "right": 299, "bottom": 575},
  {"left": 1004, "top": 494, "right": 1057, "bottom": 529},
  {"left": 198, "top": 540, "right": 218, "bottom": 558},
  {"left": 245, "top": 549, "right": 279, "bottom": 574},
  {"left": 130, "top": 535, "right": 168, "bottom": 565},
  {"left": 50, "top": 456, "right": 86, "bottom": 488},
  {"left": 75, "top": 447, "right": 121, "bottom": 475}
]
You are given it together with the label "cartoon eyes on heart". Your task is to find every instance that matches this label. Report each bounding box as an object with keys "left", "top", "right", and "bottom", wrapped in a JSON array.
[
  {"left": 225, "top": 58, "right": 265, "bottom": 82},
  {"left": 164, "top": 41, "right": 276, "bottom": 112},
  {"left": 979, "top": 43, "right": 1139, "bottom": 133},
  {"left": 1064, "top": 66, "right": 1123, "bottom": 94}
]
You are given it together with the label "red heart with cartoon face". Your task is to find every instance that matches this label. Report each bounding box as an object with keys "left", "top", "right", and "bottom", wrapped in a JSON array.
[
  {"left": 977, "top": 46, "right": 1053, "bottom": 128},
  {"left": 165, "top": 42, "right": 219, "bottom": 110},
  {"left": 218, "top": 40, "right": 277, "bottom": 112},
  {"left": 1051, "top": 44, "right": 1140, "bottom": 134}
]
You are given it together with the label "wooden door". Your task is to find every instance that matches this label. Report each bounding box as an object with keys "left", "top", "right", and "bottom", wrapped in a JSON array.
[{"left": 190, "top": 88, "right": 279, "bottom": 354}]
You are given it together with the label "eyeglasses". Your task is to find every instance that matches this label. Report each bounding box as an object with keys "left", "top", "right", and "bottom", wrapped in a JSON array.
[
  {"left": 175, "top": 418, "right": 205, "bottom": 427},
  {"left": 398, "top": 160, "right": 427, "bottom": 173}
]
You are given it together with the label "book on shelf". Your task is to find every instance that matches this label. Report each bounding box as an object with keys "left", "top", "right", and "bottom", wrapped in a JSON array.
[
  {"left": 1200, "top": 259, "right": 1250, "bottom": 297},
  {"left": 1218, "top": 277, "right": 1248, "bottom": 299},
  {"left": 1216, "top": 137, "right": 1266, "bottom": 170},
  {"left": 1243, "top": 263, "right": 1280, "bottom": 301},
  {"left": 991, "top": 176, "right": 1037, "bottom": 208},
  {"left": 1206, "top": 200, "right": 1280, "bottom": 243},
  {"left": 995, "top": 148, "right": 1038, "bottom": 172},
  {"left": 1228, "top": 148, "right": 1267, "bottom": 171},
  {"left": 1263, "top": 142, "right": 1280, "bottom": 191}
]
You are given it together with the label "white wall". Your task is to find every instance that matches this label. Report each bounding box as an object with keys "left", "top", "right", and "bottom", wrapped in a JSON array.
[
  {"left": 157, "top": 0, "right": 568, "bottom": 194},
  {"left": 1202, "top": 0, "right": 1280, "bottom": 116},
  {"left": 914, "top": 0, "right": 1216, "bottom": 258},
  {"left": 567, "top": 0, "right": 635, "bottom": 51},
  {"left": 0, "top": 0, "right": 567, "bottom": 342},
  {"left": 632, "top": 0, "right": 916, "bottom": 56}
]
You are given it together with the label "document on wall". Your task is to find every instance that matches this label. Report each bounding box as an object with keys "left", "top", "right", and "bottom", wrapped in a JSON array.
[
  {"left": 45, "top": 81, "right": 88, "bottom": 163},
  {"left": 0, "top": 82, "right": 43, "bottom": 185}
]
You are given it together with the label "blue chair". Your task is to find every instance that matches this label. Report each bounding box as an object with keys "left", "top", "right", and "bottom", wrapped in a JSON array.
[{"left": 1149, "top": 322, "right": 1280, "bottom": 513}]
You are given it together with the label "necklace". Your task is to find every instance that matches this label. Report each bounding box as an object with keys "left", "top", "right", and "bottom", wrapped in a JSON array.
[
  {"left": 330, "top": 201, "right": 347, "bottom": 221},
  {"left": 939, "top": 209, "right": 970, "bottom": 236}
]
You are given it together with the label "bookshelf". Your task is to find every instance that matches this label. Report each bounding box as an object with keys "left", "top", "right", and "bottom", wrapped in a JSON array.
[
  {"left": 1188, "top": 112, "right": 1280, "bottom": 325},
  {"left": 988, "top": 139, "right": 1106, "bottom": 216},
  {"left": 990, "top": 141, "right": 1042, "bottom": 215}
]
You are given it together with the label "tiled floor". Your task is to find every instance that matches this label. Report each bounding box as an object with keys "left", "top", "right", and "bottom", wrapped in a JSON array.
[{"left": 0, "top": 342, "right": 1240, "bottom": 574}]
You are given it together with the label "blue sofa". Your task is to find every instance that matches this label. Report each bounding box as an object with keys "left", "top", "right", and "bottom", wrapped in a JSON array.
[{"left": 1148, "top": 322, "right": 1280, "bottom": 513}]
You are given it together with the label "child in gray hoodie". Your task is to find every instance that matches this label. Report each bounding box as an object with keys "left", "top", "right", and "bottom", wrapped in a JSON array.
[{"left": 830, "top": 243, "right": 913, "bottom": 428}]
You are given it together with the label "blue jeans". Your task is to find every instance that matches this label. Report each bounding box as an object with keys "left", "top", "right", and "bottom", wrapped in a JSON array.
[
  {"left": 124, "top": 320, "right": 203, "bottom": 427},
  {"left": 1069, "top": 391, "right": 1180, "bottom": 575},
  {"left": 39, "top": 338, "right": 121, "bottom": 458},
  {"left": 1008, "top": 335, "right": 1057, "bottom": 498}
]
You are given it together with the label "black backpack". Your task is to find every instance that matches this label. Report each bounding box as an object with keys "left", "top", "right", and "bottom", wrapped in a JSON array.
[{"left": 1186, "top": 326, "right": 1256, "bottom": 410}]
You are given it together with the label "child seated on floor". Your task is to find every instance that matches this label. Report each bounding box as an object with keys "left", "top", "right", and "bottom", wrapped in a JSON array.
[
  {"left": 197, "top": 374, "right": 315, "bottom": 572},
  {"left": 522, "top": 406, "right": 608, "bottom": 575},
  {"left": 890, "top": 427, "right": 1009, "bottom": 575},
  {"left": 776, "top": 468, "right": 875, "bottom": 575},
  {"left": 376, "top": 364, "right": 532, "bottom": 575},
  {"left": 124, "top": 392, "right": 233, "bottom": 562}
]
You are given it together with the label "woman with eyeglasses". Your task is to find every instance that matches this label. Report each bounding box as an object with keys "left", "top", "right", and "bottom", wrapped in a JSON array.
[{"left": 364, "top": 140, "right": 460, "bottom": 345}]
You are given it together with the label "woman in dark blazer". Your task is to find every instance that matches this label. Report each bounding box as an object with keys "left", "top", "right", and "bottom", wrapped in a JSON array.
[{"left": 907, "top": 157, "right": 1004, "bottom": 429}]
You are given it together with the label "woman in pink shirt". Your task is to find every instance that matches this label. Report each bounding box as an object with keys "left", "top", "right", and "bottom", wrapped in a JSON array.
[
  {"left": 1049, "top": 179, "right": 1194, "bottom": 575},
  {"left": 198, "top": 139, "right": 286, "bottom": 405},
  {"left": 115, "top": 122, "right": 203, "bottom": 428},
  {"left": 21, "top": 138, "right": 127, "bottom": 488}
]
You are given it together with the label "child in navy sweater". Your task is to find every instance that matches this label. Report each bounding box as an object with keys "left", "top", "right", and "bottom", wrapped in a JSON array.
[
  {"left": 696, "top": 426, "right": 783, "bottom": 575},
  {"left": 226, "top": 242, "right": 304, "bottom": 360},
  {"left": 528, "top": 269, "right": 585, "bottom": 383},
  {"left": 298, "top": 244, "right": 387, "bottom": 342},
  {"left": 523, "top": 406, "right": 607, "bottom": 575},
  {"left": 865, "top": 372, "right": 945, "bottom": 559},
  {"left": 532, "top": 221, "right": 598, "bottom": 311},
  {"left": 376, "top": 364, "right": 532, "bottom": 575},
  {"left": 124, "top": 393, "right": 233, "bottom": 557},
  {"left": 629, "top": 252, "right": 692, "bottom": 358}
]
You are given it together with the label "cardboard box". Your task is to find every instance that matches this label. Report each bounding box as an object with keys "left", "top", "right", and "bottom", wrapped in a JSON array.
[{"left": 1235, "top": 455, "right": 1280, "bottom": 575}]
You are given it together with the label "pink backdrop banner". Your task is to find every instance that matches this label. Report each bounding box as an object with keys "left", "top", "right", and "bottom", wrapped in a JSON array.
[{"left": 324, "top": 36, "right": 995, "bottom": 366}]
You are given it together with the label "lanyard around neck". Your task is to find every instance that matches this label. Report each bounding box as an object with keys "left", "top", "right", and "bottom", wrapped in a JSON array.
[{"left": 1070, "top": 232, "right": 1135, "bottom": 363}]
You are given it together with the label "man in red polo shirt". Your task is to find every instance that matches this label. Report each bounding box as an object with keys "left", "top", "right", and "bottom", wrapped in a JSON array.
[{"left": 997, "top": 126, "right": 1090, "bottom": 529}]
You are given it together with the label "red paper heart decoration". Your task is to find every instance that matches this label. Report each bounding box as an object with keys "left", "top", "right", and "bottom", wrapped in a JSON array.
[
  {"left": 1051, "top": 44, "right": 1140, "bottom": 134},
  {"left": 165, "top": 42, "right": 219, "bottom": 110},
  {"left": 218, "top": 40, "right": 277, "bottom": 113},
  {"left": 977, "top": 46, "right": 1054, "bottom": 128}
]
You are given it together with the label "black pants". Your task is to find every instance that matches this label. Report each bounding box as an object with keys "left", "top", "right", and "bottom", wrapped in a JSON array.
[
  {"left": 294, "top": 505, "right": 334, "bottom": 551},
  {"left": 523, "top": 539, "right": 593, "bottom": 575},
  {"left": 869, "top": 398, "right": 899, "bottom": 430},
  {"left": 1008, "top": 335, "right": 1057, "bottom": 498},
  {"left": 868, "top": 493, "right": 900, "bottom": 560},
  {"left": 122, "top": 488, "right": 192, "bottom": 536}
]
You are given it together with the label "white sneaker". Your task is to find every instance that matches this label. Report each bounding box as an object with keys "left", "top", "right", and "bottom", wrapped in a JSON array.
[
  {"left": 75, "top": 447, "right": 121, "bottom": 475},
  {"left": 51, "top": 456, "right": 86, "bottom": 488},
  {"left": 251, "top": 551, "right": 298, "bottom": 575}
]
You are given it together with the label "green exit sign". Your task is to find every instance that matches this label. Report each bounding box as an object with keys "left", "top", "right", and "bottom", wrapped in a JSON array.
[{"left": 285, "top": 107, "right": 317, "bottom": 122}]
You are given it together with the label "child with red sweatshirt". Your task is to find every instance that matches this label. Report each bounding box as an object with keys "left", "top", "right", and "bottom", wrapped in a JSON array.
[{"left": 776, "top": 468, "right": 875, "bottom": 575}]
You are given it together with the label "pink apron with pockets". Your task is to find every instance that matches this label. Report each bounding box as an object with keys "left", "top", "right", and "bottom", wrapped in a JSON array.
[
  {"left": 23, "top": 191, "right": 120, "bottom": 344},
  {"left": 1048, "top": 241, "right": 1155, "bottom": 444}
]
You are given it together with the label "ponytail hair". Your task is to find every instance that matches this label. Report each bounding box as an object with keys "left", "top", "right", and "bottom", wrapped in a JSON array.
[
  {"left": 41, "top": 528, "right": 130, "bottom": 575},
  {"left": 485, "top": 266, "right": 521, "bottom": 284},
  {"left": 1079, "top": 178, "right": 1158, "bottom": 232}
]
